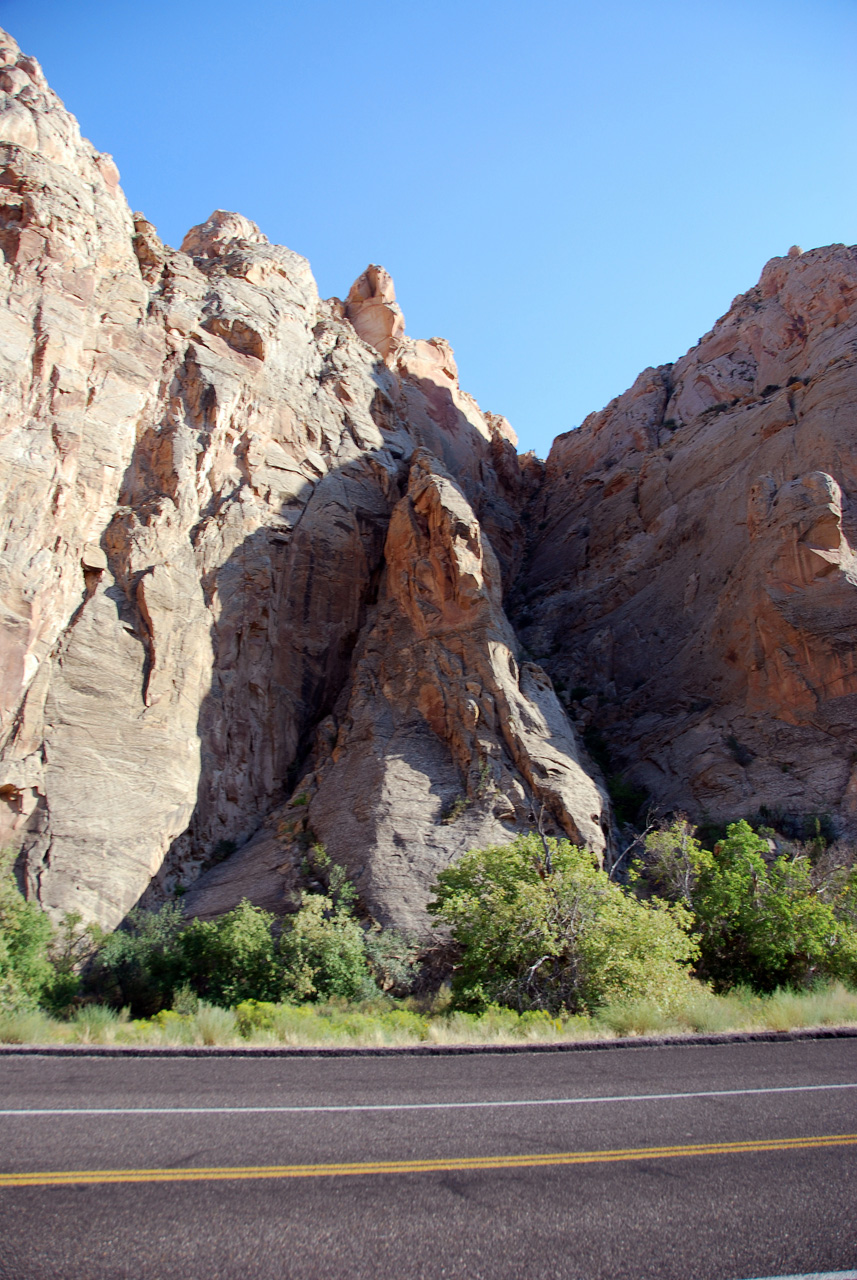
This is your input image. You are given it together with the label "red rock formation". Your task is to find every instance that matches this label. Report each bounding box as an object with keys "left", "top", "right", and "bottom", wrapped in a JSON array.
[
  {"left": 519, "top": 243, "right": 857, "bottom": 830},
  {"left": 4, "top": 23, "right": 857, "bottom": 934},
  {"left": 0, "top": 28, "right": 606, "bottom": 930}
]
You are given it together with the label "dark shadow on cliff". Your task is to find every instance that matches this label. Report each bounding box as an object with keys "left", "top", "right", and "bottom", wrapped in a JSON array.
[{"left": 118, "top": 369, "right": 557, "bottom": 927}]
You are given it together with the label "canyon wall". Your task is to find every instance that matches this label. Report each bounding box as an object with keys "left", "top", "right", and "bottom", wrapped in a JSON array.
[
  {"left": 2, "top": 27, "right": 857, "bottom": 934},
  {"left": 0, "top": 29, "right": 606, "bottom": 930},
  {"left": 517, "top": 244, "right": 857, "bottom": 832}
]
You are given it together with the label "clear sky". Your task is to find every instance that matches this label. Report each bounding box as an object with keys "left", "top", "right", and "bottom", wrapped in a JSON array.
[{"left": 3, "top": 0, "right": 855, "bottom": 457}]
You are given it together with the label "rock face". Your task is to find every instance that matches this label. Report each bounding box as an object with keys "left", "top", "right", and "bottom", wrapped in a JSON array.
[
  {"left": 517, "top": 243, "right": 857, "bottom": 831},
  {"left": 3, "top": 27, "right": 857, "bottom": 935},
  {"left": 293, "top": 449, "right": 606, "bottom": 929},
  {"left": 0, "top": 29, "right": 606, "bottom": 931}
]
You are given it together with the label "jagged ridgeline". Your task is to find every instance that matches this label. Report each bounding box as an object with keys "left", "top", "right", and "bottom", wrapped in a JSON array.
[{"left": 2, "top": 26, "right": 857, "bottom": 933}]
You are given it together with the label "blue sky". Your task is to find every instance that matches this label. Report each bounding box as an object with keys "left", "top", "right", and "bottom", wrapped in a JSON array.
[{"left": 3, "top": 0, "right": 855, "bottom": 457}]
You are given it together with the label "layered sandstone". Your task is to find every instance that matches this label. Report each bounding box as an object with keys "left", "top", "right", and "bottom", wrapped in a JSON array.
[
  {"left": 4, "top": 23, "right": 857, "bottom": 936},
  {"left": 0, "top": 28, "right": 606, "bottom": 931},
  {"left": 518, "top": 243, "right": 857, "bottom": 830}
]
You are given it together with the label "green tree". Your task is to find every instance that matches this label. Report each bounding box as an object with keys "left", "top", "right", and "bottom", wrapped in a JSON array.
[
  {"left": 180, "top": 899, "right": 283, "bottom": 1007},
  {"left": 428, "top": 833, "right": 697, "bottom": 1015},
  {"left": 0, "top": 853, "right": 54, "bottom": 1012},
  {"left": 639, "top": 817, "right": 704, "bottom": 905},
  {"left": 43, "top": 911, "right": 100, "bottom": 1013},
  {"left": 641, "top": 819, "right": 857, "bottom": 992},
  {"left": 280, "top": 894, "right": 375, "bottom": 1001},
  {"left": 86, "top": 901, "right": 186, "bottom": 1016}
]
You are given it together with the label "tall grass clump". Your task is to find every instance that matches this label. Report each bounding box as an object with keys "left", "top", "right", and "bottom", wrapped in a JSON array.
[
  {"left": 0, "top": 1007, "right": 58, "bottom": 1045},
  {"left": 760, "top": 982, "right": 857, "bottom": 1031},
  {"left": 70, "top": 1003, "right": 124, "bottom": 1044}
]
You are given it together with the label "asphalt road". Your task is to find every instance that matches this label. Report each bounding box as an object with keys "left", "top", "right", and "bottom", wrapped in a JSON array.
[{"left": 1, "top": 1039, "right": 856, "bottom": 1280}]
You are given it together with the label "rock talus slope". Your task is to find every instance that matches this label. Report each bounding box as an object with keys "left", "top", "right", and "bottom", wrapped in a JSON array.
[{"left": 0, "top": 29, "right": 606, "bottom": 931}]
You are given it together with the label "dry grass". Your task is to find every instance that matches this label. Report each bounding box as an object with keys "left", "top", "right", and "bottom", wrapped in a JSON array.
[
  {"left": 593, "top": 981, "right": 857, "bottom": 1038},
  {"left": 2, "top": 982, "right": 857, "bottom": 1049}
]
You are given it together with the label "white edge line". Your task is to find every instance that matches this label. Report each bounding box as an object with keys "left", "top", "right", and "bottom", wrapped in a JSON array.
[
  {"left": 736, "top": 1272, "right": 857, "bottom": 1280},
  {"left": 1, "top": 1081, "right": 856, "bottom": 1117}
]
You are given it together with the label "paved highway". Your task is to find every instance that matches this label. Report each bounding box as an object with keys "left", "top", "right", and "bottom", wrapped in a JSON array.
[{"left": 0, "top": 1038, "right": 856, "bottom": 1279}]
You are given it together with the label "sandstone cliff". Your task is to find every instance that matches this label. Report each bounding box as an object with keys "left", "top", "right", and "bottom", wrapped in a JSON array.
[
  {"left": 3, "top": 26, "right": 857, "bottom": 936},
  {"left": 517, "top": 243, "right": 857, "bottom": 833},
  {"left": 0, "top": 29, "right": 606, "bottom": 931}
]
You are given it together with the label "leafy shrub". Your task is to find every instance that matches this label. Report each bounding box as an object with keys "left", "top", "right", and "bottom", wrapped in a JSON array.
[
  {"left": 0, "top": 853, "right": 55, "bottom": 1012},
  {"left": 180, "top": 899, "right": 284, "bottom": 1006},
  {"left": 234, "top": 998, "right": 280, "bottom": 1036},
  {"left": 85, "top": 901, "right": 185, "bottom": 1016},
  {"left": 363, "top": 925, "right": 421, "bottom": 995},
  {"left": 83, "top": 851, "right": 406, "bottom": 1012},
  {"left": 281, "top": 894, "right": 376, "bottom": 1001},
  {"left": 171, "top": 982, "right": 199, "bottom": 1015},
  {"left": 428, "top": 833, "right": 697, "bottom": 1015},
  {"left": 640, "top": 818, "right": 857, "bottom": 992},
  {"left": 232, "top": 997, "right": 428, "bottom": 1045}
]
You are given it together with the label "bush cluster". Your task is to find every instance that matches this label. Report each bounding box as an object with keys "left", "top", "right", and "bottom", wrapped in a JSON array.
[
  {"left": 638, "top": 818, "right": 857, "bottom": 992},
  {"left": 2, "top": 816, "right": 857, "bottom": 1025},
  {"left": 0, "top": 849, "right": 419, "bottom": 1017},
  {"left": 428, "top": 822, "right": 857, "bottom": 1013},
  {"left": 428, "top": 832, "right": 697, "bottom": 1015},
  {"left": 86, "top": 889, "right": 421, "bottom": 1017}
]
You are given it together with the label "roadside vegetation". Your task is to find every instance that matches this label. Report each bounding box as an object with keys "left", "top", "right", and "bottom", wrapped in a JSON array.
[{"left": 2, "top": 818, "right": 857, "bottom": 1049}]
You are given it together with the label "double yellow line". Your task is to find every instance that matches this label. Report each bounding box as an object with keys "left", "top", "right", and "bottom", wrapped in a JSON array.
[{"left": 2, "top": 1132, "right": 855, "bottom": 1189}]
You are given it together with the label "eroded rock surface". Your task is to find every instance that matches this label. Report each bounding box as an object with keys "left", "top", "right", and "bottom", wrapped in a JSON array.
[
  {"left": 275, "top": 451, "right": 606, "bottom": 932},
  {"left": 518, "top": 243, "right": 857, "bottom": 830},
  {"left": 4, "top": 23, "right": 857, "bottom": 934},
  {"left": 0, "top": 28, "right": 604, "bottom": 930}
]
